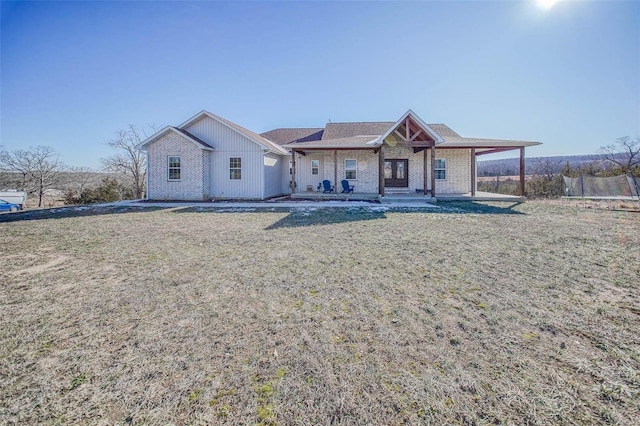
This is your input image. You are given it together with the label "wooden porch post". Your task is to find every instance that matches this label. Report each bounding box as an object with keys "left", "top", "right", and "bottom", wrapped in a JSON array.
[
  {"left": 470, "top": 148, "right": 476, "bottom": 197},
  {"left": 378, "top": 144, "right": 385, "bottom": 196},
  {"left": 291, "top": 150, "right": 296, "bottom": 194},
  {"left": 430, "top": 146, "right": 436, "bottom": 198},
  {"left": 519, "top": 147, "right": 525, "bottom": 196},
  {"left": 423, "top": 148, "right": 428, "bottom": 196},
  {"left": 334, "top": 150, "right": 338, "bottom": 194}
]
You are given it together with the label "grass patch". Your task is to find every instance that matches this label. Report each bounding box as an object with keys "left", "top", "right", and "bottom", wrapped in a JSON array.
[{"left": 1, "top": 201, "right": 638, "bottom": 424}]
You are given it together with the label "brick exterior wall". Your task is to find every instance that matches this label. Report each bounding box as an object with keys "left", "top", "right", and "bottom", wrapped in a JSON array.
[
  {"left": 435, "top": 149, "right": 471, "bottom": 194},
  {"left": 147, "top": 132, "right": 208, "bottom": 200},
  {"left": 324, "top": 150, "right": 380, "bottom": 193},
  {"left": 318, "top": 146, "right": 471, "bottom": 194}
]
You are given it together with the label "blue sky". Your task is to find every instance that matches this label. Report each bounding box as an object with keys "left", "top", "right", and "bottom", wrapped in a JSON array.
[{"left": 1, "top": 0, "right": 638, "bottom": 169}]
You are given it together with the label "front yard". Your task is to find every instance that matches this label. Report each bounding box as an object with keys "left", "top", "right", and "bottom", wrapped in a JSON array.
[{"left": 1, "top": 201, "right": 638, "bottom": 424}]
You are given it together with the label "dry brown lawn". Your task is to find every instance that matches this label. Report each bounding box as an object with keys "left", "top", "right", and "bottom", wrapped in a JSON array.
[{"left": 1, "top": 201, "right": 638, "bottom": 425}]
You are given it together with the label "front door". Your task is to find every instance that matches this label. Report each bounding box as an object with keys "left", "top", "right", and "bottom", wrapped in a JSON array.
[{"left": 384, "top": 159, "right": 409, "bottom": 188}]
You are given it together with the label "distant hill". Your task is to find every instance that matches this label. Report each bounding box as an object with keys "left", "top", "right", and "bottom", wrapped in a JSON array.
[
  {"left": 0, "top": 170, "right": 125, "bottom": 192},
  {"left": 477, "top": 154, "right": 614, "bottom": 176}
]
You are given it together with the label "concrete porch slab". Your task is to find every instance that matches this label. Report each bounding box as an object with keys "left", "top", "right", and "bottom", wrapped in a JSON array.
[
  {"left": 292, "top": 191, "right": 525, "bottom": 203},
  {"left": 291, "top": 192, "right": 379, "bottom": 201}
]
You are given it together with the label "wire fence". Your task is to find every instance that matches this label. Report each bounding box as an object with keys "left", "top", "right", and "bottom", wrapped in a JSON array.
[{"left": 563, "top": 174, "right": 640, "bottom": 199}]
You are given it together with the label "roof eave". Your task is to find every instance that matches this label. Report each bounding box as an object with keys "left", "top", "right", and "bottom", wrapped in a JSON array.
[
  {"left": 439, "top": 140, "right": 541, "bottom": 148},
  {"left": 135, "top": 126, "right": 215, "bottom": 151}
]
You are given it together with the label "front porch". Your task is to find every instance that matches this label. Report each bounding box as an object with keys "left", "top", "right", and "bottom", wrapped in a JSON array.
[
  {"left": 283, "top": 110, "right": 537, "bottom": 201},
  {"left": 291, "top": 191, "right": 524, "bottom": 203}
]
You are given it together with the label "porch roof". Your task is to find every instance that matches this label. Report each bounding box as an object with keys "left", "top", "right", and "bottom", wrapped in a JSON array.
[
  {"left": 277, "top": 109, "right": 540, "bottom": 152},
  {"left": 282, "top": 136, "right": 379, "bottom": 150},
  {"left": 282, "top": 135, "right": 540, "bottom": 151},
  {"left": 439, "top": 137, "right": 541, "bottom": 148}
]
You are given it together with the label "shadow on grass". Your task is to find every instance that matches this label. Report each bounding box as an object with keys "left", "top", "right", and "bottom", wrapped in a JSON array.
[
  {"left": 0, "top": 205, "right": 168, "bottom": 223},
  {"left": 264, "top": 209, "right": 387, "bottom": 229},
  {"left": 437, "top": 201, "right": 524, "bottom": 215},
  {"left": 174, "top": 201, "right": 525, "bottom": 229},
  {"left": 172, "top": 206, "right": 388, "bottom": 229},
  {"left": 0, "top": 201, "right": 524, "bottom": 225}
]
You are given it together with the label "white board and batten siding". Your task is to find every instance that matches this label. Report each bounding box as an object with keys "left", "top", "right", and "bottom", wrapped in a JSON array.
[
  {"left": 264, "top": 153, "right": 284, "bottom": 198},
  {"left": 185, "top": 116, "right": 267, "bottom": 199},
  {"left": 282, "top": 157, "right": 292, "bottom": 195},
  {"left": 282, "top": 153, "right": 325, "bottom": 194},
  {"left": 296, "top": 154, "right": 324, "bottom": 193}
]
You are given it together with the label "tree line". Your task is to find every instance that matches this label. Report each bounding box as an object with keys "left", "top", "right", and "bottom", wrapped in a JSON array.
[
  {"left": 0, "top": 125, "right": 151, "bottom": 207},
  {"left": 479, "top": 136, "right": 640, "bottom": 198}
]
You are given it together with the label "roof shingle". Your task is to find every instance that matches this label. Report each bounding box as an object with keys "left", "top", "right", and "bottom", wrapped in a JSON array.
[
  {"left": 260, "top": 128, "right": 324, "bottom": 145},
  {"left": 321, "top": 122, "right": 394, "bottom": 140},
  {"left": 427, "top": 124, "right": 460, "bottom": 139}
]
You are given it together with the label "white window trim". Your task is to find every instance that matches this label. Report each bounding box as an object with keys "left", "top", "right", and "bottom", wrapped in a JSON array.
[
  {"left": 435, "top": 158, "right": 447, "bottom": 181},
  {"left": 345, "top": 159, "right": 357, "bottom": 180},
  {"left": 167, "top": 155, "right": 181, "bottom": 181},
  {"left": 230, "top": 157, "right": 242, "bottom": 180},
  {"left": 311, "top": 159, "right": 320, "bottom": 175}
]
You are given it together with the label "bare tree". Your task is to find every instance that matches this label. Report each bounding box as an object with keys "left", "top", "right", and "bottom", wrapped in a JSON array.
[
  {"left": 599, "top": 136, "right": 640, "bottom": 173},
  {"left": 533, "top": 157, "right": 563, "bottom": 181},
  {"left": 102, "top": 125, "right": 153, "bottom": 199},
  {"left": 64, "top": 165, "right": 100, "bottom": 194},
  {"left": 0, "top": 148, "right": 33, "bottom": 191},
  {"left": 483, "top": 161, "right": 509, "bottom": 191},
  {"left": 0, "top": 146, "right": 64, "bottom": 207}
]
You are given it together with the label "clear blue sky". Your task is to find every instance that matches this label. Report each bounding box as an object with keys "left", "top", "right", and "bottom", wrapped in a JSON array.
[{"left": 1, "top": 0, "right": 638, "bottom": 169}]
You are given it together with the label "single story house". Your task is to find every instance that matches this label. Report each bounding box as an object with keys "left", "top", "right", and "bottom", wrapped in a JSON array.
[{"left": 137, "top": 109, "right": 540, "bottom": 200}]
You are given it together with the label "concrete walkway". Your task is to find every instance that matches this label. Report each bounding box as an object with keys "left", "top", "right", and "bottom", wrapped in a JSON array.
[{"left": 103, "top": 199, "right": 440, "bottom": 209}]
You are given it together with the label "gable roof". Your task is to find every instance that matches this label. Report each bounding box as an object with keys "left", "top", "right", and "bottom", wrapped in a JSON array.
[
  {"left": 373, "top": 110, "right": 445, "bottom": 145},
  {"left": 136, "top": 126, "right": 215, "bottom": 151},
  {"left": 141, "top": 110, "right": 539, "bottom": 154},
  {"left": 179, "top": 110, "right": 288, "bottom": 155},
  {"left": 260, "top": 128, "right": 324, "bottom": 145}
]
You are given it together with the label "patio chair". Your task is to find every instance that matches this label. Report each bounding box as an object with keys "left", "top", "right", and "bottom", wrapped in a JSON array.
[
  {"left": 341, "top": 180, "right": 354, "bottom": 193},
  {"left": 322, "top": 180, "right": 334, "bottom": 193}
]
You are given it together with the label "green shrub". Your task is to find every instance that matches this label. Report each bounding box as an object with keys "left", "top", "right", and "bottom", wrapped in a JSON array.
[{"left": 64, "top": 177, "right": 133, "bottom": 205}]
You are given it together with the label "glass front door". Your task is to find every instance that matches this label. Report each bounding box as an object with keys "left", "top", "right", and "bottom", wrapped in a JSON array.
[{"left": 384, "top": 159, "right": 409, "bottom": 188}]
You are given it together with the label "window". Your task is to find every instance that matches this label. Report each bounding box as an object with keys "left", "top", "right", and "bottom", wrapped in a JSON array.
[
  {"left": 345, "top": 159, "right": 357, "bottom": 180},
  {"left": 311, "top": 160, "right": 319, "bottom": 175},
  {"left": 168, "top": 156, "right": 181, "bottom": 180},
  {"left": 435, "top": 158, "right": 446, "bottom": 180},
  {"left": 230, "top": 157, "right": 242, "bottom": 179}
]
